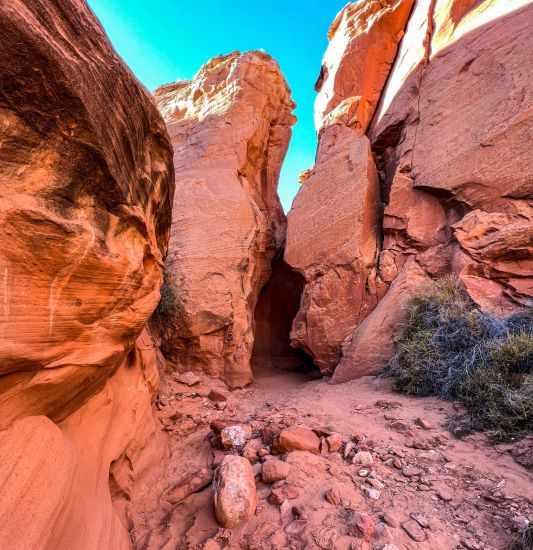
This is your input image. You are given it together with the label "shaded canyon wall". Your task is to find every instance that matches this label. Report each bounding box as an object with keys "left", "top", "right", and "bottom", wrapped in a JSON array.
[{"left": 0, "top": 1, "right": 174, "bottom": 548}]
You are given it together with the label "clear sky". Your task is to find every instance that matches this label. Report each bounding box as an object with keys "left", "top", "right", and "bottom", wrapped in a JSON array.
[{"left": 87, "top": 0, "right": 347, "bottom": 211}]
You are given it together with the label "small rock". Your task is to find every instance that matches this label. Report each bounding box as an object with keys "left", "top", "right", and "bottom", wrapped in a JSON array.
[
  {"left": 324, "top": 486, "right": 343, "bottom": 506},
  {"left": 402, "top": 465, "right": 422, "bottom": 478},
  {"left": 362, "top": 486, "right": 381, "bottom": 500},
  {"left": 353, "top": 451, "right": 373, "bottom": 466},
  {"left": 344, "top": 441, "right": 356, "bottom": 459},
  {"left": 208, "top": 389, "right": 228, "bottom": 403},
  {"left": 410, "top": 512, "right": 429, "bottom": 528},
  {"left": 511, "top": 516, "right": 530, "bottom": 531},
  {"left": 367, "top": 478, "right": 384, "bottom": 490},
  {"left": 415, "top": 417, "right": 432, "bottom": 430},
  {"left": 277, "top": 426, "right": 320, "bottom": 454},
  {"left": 220, "top": 425, "right": 252, "bottom": 450},
  {"left": 326, "top": 433, "right": 343, "bottom": 452},
  {"left": 436, "top": 487, "right": 454, "bottom": 502},
  {"left": 358, "top": 468, "right": 370, "bottom": 477},
  {"left": 402, "top": 519, "right": 427, "bottom": 542},
  {"left": 262, "top": 459, "right": 290, "bottom": 483},
  {"left": 392, "top": 457, "right": 402, "bottom": 469},
  {"left": 382, "top": 545, "right": 400, "bottom": 550},
  {"left": 258, "top": 448, "right": 269, "bottom": 457},
  {"left": 390, "top": 420, "right": 411, "bottom": 434},
  {"left": 269, "top": 483, "right": 299, "bottom": 505},
  {"left": 381, "top": 512, "right": 399, "bottom": 528},
  {"left": 461, "top": 538, "right": 481, "bottom": 550},
  {"left": 215, "top": 402, "right": 227, "bottom": 411},
  {"left": 175, "top": 371, "right": 201, "bottom": 386},
  {"left": 242, "top": 438, "right": 263, "bottom": 463},
  {"left": 353, "top": 512, "right": 375, "bottom": 541},
  {"left": 213, "top": 456, "right": 256, "bottom": 528},
  {"left": 203, "top": 540, "right": 221, "bottom": 550},
  {"left": 252, "top": 463, "right": 262, "bottom": 478}
]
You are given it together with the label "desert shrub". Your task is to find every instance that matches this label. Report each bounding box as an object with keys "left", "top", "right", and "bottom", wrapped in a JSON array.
[
  {"left": 387, "top": 277, "right": 533, "bottom": 441},
  {"left": 152, "top": 266, "right": 180, "bottom": 325},
  {"left": 510, "top": 524, "right": 533, "bottom": 550}
]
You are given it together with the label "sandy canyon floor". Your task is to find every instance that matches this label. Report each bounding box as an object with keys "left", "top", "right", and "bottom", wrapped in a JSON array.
[{"left": 129, "top": 364, "right": 533, "bottom": 550}]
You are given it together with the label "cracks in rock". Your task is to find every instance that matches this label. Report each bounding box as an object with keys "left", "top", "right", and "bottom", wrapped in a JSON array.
[{"left": 410, "top": 0, "right": 437, "bottom": 172}]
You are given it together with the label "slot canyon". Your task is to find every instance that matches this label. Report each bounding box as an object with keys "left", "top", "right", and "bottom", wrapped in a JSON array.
[{"left": 0, "top": 1, "right": 532, "bottom": 549}]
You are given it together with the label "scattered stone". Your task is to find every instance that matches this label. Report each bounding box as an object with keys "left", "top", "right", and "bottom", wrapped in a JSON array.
[
  {"left": 393, "top": 457, "right": 402, "bottom": 469},
  {"left": 277, "top": 426, "right": 320, "bottom": 454},
  {"left": 362, "top": 486, "right": 381, "bottom": 500},
  {"left": 213, "top": 456, "right": 257, "bottom": 528},
  {"left": 402, "top": 465, "right": 422, "bottom": 478},
  {"left": 258, "top": 448, "right": 269, "bottom": 458},
  {"left": 461, "top": 538, "right": 481, "bottom": 550},
  {"left": 220, "top": 425, "right": 252, "bottom": 450},
  {"left": 390, "top": 420, "right": 411, "bottom": 433},
  {"left": 269, "top": 483, "right": 299, "bottom": 505},
  {"left": 175, "top": 371, "right": 201, "bottom": 386},
  {"left": 208, "top": 389, "right": 228, "bottom": 403},
  {"left": 415, "top": 417, "right": 432, "bottom": 430},
  {"left": 326, "top": 433, "right": 343, "bottom": 452},
  {"left": 410, "top": 512, "right": 429, "bottom": 528},
  {"left": 367, "top": 478, "right": 384, "bottom": 490},
  {"left": 252, "top": 463, "right": 262, "bottom": 478},
  {"left": 203, "top": 540, "right": 221, "bottom": 550},
  {"left": 242, "top": 438, "right": 263, "bottom": 463},
  {"left": 344, "top": 441, "right": 356, "bottom": 459},
  {"left": 262, "top": 459, "right": 290, "bottom": 483},
  {"left": 353, "top": 451, "right": 373, "bottom": 466},
  {"left": 402, "top": 519, "right": 427, "bottom": 542},
  {"left": 358, "top": 468, "right": 370, "bottom": 477},
  {"left": 436, "top": 487, "right": 454, "bottom": 502},
  {"left": 382, "top": 545, "right": 400, "bottom": 550},
  {"left": 382, "top": 512, "right": 399, "bottom": 528},
  {"left": 325, "top": 486, "right": 343, "bottom": 506},
  {"left": 353, "top": 512, "right": 375, "bottom": 540}
]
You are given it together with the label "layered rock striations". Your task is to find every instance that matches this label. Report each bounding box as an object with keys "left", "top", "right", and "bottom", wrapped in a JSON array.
[
  {"left": 0, "top": 1, "right": 174, "bottom": 548},
  {"left": 286, "top": 0, "right": 533, "bottom": 382},
  {"left": 154, "top": 52, "right": 295, "bottom": 388}
]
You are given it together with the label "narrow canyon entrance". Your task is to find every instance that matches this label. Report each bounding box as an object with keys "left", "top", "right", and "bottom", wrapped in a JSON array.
[{"left": 252, "top": 257, "right": 316, "bottom": 379}]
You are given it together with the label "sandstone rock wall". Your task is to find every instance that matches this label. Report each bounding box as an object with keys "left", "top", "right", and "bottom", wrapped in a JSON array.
[
  {"left": 286, "top": 0, "right": 533, "bottom": 382},
  {"left": 154, "top": 52, "right": 295, "bottom": 388},
  {"left": 0, "top": 1, "right": 174, "bottom": 548}
]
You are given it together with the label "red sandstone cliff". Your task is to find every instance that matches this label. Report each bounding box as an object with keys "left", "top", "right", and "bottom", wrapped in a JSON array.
[
  {"left": 0, "top": 1, "right": 174, "bottom": 548},
  {"left": 285, "top": 0, "right": 533, "bottom": 382},
  {"left": 154, "top": 52, "right": 295, "bottom": 388}
]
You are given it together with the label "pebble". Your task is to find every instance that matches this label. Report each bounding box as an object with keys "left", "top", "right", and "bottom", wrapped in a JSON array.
[
  {"left": 436, "top": 487, "right": 454, "bottom": 501},
  {"left": 410, "top": 512, "right": 430, "bottom": 528},
  {"left": 353, "top": 451, "right": 374, "bottom": 466},
  {"left": 402, "top": 519, "right": 427, "bottom": 542},
  {"left": 175, "top": 371, "right": 200, "bottom": 386},
  {"left": 362, "top": 486, "right": 381, "bottom": 500}
]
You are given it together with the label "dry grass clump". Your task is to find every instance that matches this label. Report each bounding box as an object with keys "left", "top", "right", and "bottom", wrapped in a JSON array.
[
  {"left": 387, "top": 276, "right": 533, "bottom": 441},
  {"left": 510, "top": 525, "right": 533, "bottom": 550}
]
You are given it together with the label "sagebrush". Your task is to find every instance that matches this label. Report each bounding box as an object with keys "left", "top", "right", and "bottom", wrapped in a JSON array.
[{"left": 387, "top": 276, "right": 533, "bottom": 441}]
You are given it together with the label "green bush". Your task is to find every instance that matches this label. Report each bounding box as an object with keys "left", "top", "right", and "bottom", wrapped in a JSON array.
[
  {"left": 152, "top": 267, "right": 180, "bottom": 324},
  {"left": 387, "top": 277, "right": 533, "bottom": 441}
]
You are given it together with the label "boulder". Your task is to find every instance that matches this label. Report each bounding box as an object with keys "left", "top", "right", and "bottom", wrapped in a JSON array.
[
  {"left": 262, "top": 459, "right": 291, "bottom": 483},
  {"left": 213, "top": 456, "right": 257, "bottom": 528},
  {"left": 154, "top": 51, "right": 295, "bottom": 388},
  {"left": 277, "top": 426, "right": 321, "bottom": 454}
]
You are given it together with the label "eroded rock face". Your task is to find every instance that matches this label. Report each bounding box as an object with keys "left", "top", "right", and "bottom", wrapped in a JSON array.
[
  {"left": 154, "top": 51, "right": 295, "bottom": 388},
  {"left": 314, "top": 0, "right": 415, "bottom": 133},
  {"left": 285, "top": 129, "right": 381, "bottom": 372},
  {"left": 288, "top": 0, "right": 533, "bottom": 383},
  {"left": 0, "top": 1, "right": 174, "bottom": 548}
]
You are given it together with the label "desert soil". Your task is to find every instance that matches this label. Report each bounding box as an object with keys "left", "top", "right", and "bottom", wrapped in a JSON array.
[{"left": 130, "top": 364, "right": 533, "bottom": 550}]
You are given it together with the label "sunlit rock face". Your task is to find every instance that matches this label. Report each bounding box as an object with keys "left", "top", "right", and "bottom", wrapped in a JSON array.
[
  {"left": 286, "top": 0, "right": 533, "bottom": 382},
  {"left": 0, "top": 1, "right": 174, "bottom": 548},
  {"left": 285, "top": 0, "right": 414, "bottom": 373},
  {"left": 155, "top": 51, "right": 295, "bottom": 388}
]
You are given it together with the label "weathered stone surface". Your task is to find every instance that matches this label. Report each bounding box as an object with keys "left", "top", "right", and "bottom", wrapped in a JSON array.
[
  {"left": 370, "top": 0, "right": 533, "bottom": 314},
  {"left": 155, "top": 51, "right": 295, "bottom": 388},
  {"left": 333, "top": 259, "right": 431, "bottom": 382},
  {"left": 0, "top": 1, "right": 173, "bottom": 548},
  {"left": 315, "top": 0, "right": 415, "bottom": 133},
  {"left": 285, "top": 129, "right": 381, "bottom": 373},
  {"left": 214, "top": 455, "right": 257, "bottom": 528},
  {"left": 262, "top": 459, "right": 291, "bottom": 483},
  {"left": 288, "top": 0, "right": 533, "bottom": 384}
]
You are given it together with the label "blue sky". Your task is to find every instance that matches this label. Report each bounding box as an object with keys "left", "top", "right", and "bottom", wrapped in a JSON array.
[{"left": 87, "top": 0, "right": 347, "bottom": 211}]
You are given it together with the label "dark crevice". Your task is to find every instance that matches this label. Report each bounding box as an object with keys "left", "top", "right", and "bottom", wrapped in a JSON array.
[{"left": 252, "top": 255, "right": 316, "bottom": 375}]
